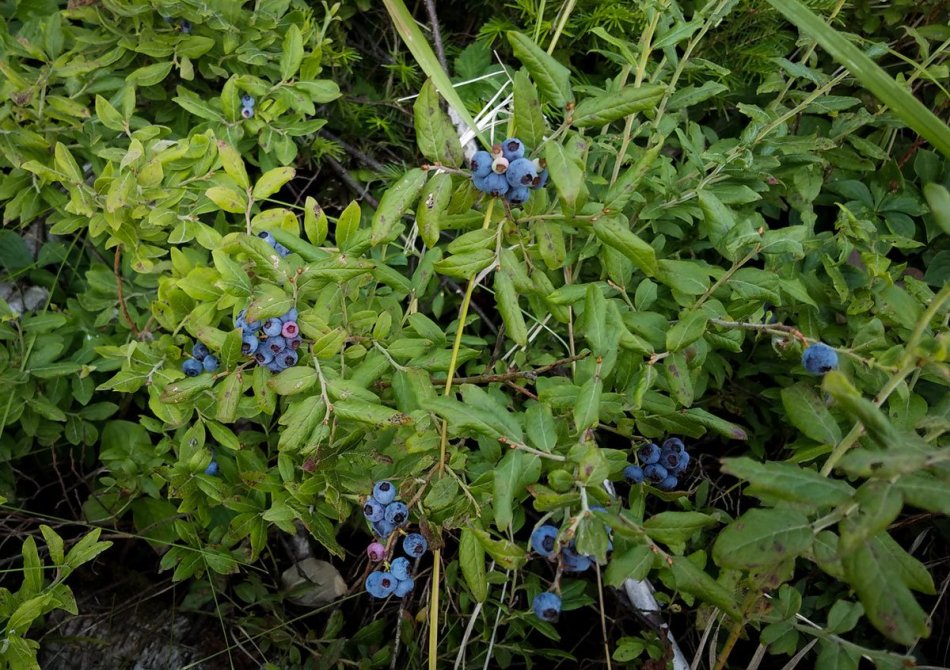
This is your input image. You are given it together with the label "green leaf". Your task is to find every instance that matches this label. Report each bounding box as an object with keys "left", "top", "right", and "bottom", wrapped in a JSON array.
[
  {"left": 416, "top": 172, "right": 452, "bottom": 248},
  {"left": 525, "top": 402, "right": 557, "bottom": 453},
  {"left": 216, "top": 140, "right": 250, "bottom": 190},
  {"left": 371, "top": 168, "right": 426, "bottom": 245},
  {"left": 573, "top": 376, "right": 602, "bottom": 432},
  {"left": 205, "top": 186, "right": 246, "bottom": 214},
  {"left": 280, "top": 25, "right": 304, "bottom": 80},
  {"left": 495, "top": 271, "right": 528, "bottom": 347},
  {"left": 670, "top": 555, "right": 741, "bottom": 620},
  {"left": 764, "top": 0, "right": 950, "bottom": 157},
  {"left": 822, "top": 371, "right": 902, "bottom": 447},
  {"left": 507, "top": 31, "right": 573, "bottom": 108},
  {"left": 592, "top": 216, "right": 658, "bottom": 277},
  {"left": 643, "top": 512, "right": 717, "bottom": 550},
  {"left": 697, "top": 190, "right": 736, "bottom": 246},
  {"left": 381, "top": 0, "right": 485, "bottom": 147},
  {"left": 268, "top": 367, "right": 317, "bottom": 395},
  {"left": 214, "top": 372, "right": 242, "bottom": 423},
  {"left": 414, "top": 80, "right": 463, "bottom": 167},
  {"left": 459, "top": 527, "right": 488, "bottom": 602},
  {"left": 333, "top": 399, "right": 406, "bottom": 426},
  {"left": 663, "top": 351, "right": 693, "bottom": 407},
  {"left": 512, "top": 69, "right": 546, "bottom": 147},
  {"left": 780, "top": 383, "right": 843, "bottom": 444},
  {"left": 665, "top": 310, "right": 708, "bottom": 352},
  {"left": 494, "top": 450, "right": 523, "bottom": 531},
  {"left": 721, "top": 457, "right": 853, "bottom": 508},
  {"left": 253, "top": 167, "right": 296, "bottom": 200},
  {"left": 605, "top": 543, "right": 653, "bottom": 587},
  {"left": 544, "top": 140, "right": 586, "bottom": 214},
  {"left": 572, "top": 85, "right": 665, "bottom": 128},
  {"left": 713, "top": 508, "right": 814, "bottom": 569},
  {"left": 95, "top": 94, "right": 125, "bottom": 131},
  {"left": 897, "top": 473, "right": 950, "bottom": 515},
  {"left": 161, "top": 374, "right": 215, "bottom": 403},
  {"left": 433, "top": 249, "right": 494, "bottom": 279},
  {"left": 468, "top": 526, "right": 528, "bottom": 570}
]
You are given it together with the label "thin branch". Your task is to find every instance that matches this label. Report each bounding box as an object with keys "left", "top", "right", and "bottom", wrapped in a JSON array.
[
  {"left": 422, "top": 0, "right": 449, "bottom": 73},
  {"left": 324, "top": 155, "right": 380, "bottom": 208},
  {"left": 113, "top": 246, "right": 139, "bottom": 337}
]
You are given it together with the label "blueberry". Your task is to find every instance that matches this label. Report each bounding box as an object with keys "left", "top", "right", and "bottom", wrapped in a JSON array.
[
  {"left": 802, "top": 342, "right": 838, "bottom": 374},
  {"left": 258, "top": 231, "right": 276, "bottom": 246},
  {"left": 472, "top": 174, "right": 490, "bottom": 193},
  {"left": 263, "top": 336, "right": 286, "bottom": 356},
  {"left": 644, "top": 463, "right": 668, "bottom": 483},
  {"left": 287, "top": 336, "right": 302, "bottom": 351},
  {"left": 394, "top": 577, "right": 415, "bottom": 598},
  {"left": 367, "top": 542, "right": 385, "bottom": 562},
  {"left": 282, "top": 308, "right": 299, "bottom": 322},
  {"left": 506, "top": 157, "right": 537, "bottom": 188},
  {"left": 532, "top": 592, "right": 561, "bottom": 622},
  {"left": 279, "top": 350, "right": 298, "bottom": 367},
  {"left": 241, "top": 333, "right": 259, "bottom": 356},
  {"left": 266, "top": 359, "right": 285, "bottom": 373},
  {"left": 178, "top": 20, "right": 191, "bottom": 33},
  {"left": 372, "top": 480, "right": 397, "bottom": 505},
  {"left": 507, "top": 186, "right": 531, "bottom": 206},
  {"left": 274, "top": 243, "right": 289, "bottom": 257},
  {"left": 403, "top": 533, "right": 428, "bottom": 558},
  {"left": 261, "top": 318, "right": 282, "bottom": 337},
  {"left": 254, "top": 349, "right": 274, "bottom": 365},
  {"left": 663, "top": 437, "right": 686, "bottom": 453},
  {"left": 241, "top": 106, "right": 254, "bottom": 119},
  {"left": 532, "top": 167, "right": 548, "bottom": 189},
  {"left": 281, "top": 321, "right": 299, "bottom": 338},
  {"left": 658, "top": 475, "right": 679, "bottom": 491},
  {"left": 638, "top": 443, "right": 661, "bottom": 465},
  {"left": 501, "top": 137, "right": 525, "bottom": 161},
  {"left": 660, "top": 448, "right": 683, "bottom": 472},
  {"left": 204, "top": 460, "right": 219, "bottom": 476},
  {"left": 364, "top": 499, "right": 385, "bottom": 522},
  {"left": 624, "top": 464, "right": 644, "bottom": 483},
  {"left": 365, "top": 570, "right": 396, "bottom": 598},
  {"left": 182, "top": 358, "right": 202, "bottom": 377},
  {"left": 471, "top": 150, "right": 493, "bottom": 178},
  {"left": 384, "top": 501, "right": 409, "bottom": 526},
  {"left": 373, "top": 519, "right": 395, "bottom": 538},
  {"left": 241, "top": 94, "right": 256, "bottom": 108},
  {"left": 390, "top": 556, "right": 412, "bottom": 581},
  {"left": 561, "top": 543, "right": 591, "bottom": 573},
  {"left": 237, "top": 309, "right": 261, "bottom": 332},
  {"left": 530, "top": 525, "right": 558, "bottom": 558},
  {"left": 202, "top": 355, "right": 219, "bottom": 372},
  {"left": 192, "top": 342, "right": 209, "bottom": 360},
  {"left": 483, "top": 173, "right": 510, "bottom": 197}
]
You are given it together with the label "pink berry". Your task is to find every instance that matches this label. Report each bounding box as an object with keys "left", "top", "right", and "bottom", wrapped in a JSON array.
[
  {"left": 367, "top": 542, "right": 385, "bottom": 562},
  {"left": 281, "top": 321, "right": 298, "bottom": 338}
]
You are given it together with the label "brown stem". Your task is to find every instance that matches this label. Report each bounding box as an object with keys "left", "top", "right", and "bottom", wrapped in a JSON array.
[{"left": 113, "top": 246, "right": 139, "bottom": 337}]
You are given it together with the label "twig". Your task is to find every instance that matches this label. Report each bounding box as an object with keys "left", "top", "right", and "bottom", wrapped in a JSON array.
[
  {"left": 498, "top": 436, "right": 566, "bottom": 461},
  {"left": 422, "top": 0, "right": 448, "bottom": 73},
  {"left": 453, "top": 353, "right": 587, "bottom": 386},
  {"left": 324, "top": 155, "right": 379, "bottom": 208},
  {"left": 708, "top": 318, "right": 808, "bottom": 347},
  {"left": 320, "top": 129, "right": 388, "bottom": 173},
  {"left": 113, "top": 246, "right": 139, "bottom": 337}
]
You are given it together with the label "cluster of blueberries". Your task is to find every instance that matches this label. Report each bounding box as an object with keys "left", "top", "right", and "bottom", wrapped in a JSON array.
[
  {"left": 802, "top": 342, "right": 838, "bottom": 374},
  {"left": 364, "top": 533, "right": 429, "bottom": 599},
  {"left": 182, "top": 342, "right": 219, "bottom": 377},
  {"left": 470, "top": 137, "right": 548, "bottom": 206},
  {"left": 363, "top": 480, "right": 410, "bottom": 540},
  {"left": 236, "top": 307, "right": 301, "bottom": 373},
  {"left": 624, "top": 438, "right": 690, "bottom": 491},
  {"left": 241, "top": 94, "right": 256, "bottom": 120}
]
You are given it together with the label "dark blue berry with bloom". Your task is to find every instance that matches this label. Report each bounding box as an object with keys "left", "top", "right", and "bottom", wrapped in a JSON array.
[
  {"left": 802, "top": 342, "right": 838, "bottom": 374},
  {"left": 182, "top": 358, "right": 202, "bottom": 377},
  {"left": 471, "top": 150, "right": 493, "bottom": 178},
  {"left": 384, "top": 501, "right": 409, "bottom": 526},
  {"left": 507, "top": 186, "right": 531, "bottom": 206},
  {"left": 394, "top": 577, "right": 415, "bottom": 598},
  {"left": 501, "top": 137, "right": 525, "bottom": 161},
  {"left": 533, "top": 592, "right": 561, "bottom": 621},
  {"left": 363, "top": 499, "right": 385, "bottom": 522},
  {"left": 262, "top": 318, "right": 282, "bottom": 337},
  {"left": 373, "top": 519, "right": 395, "bottom": 538},
  {"left": 658, "top": 475, "right": 679, "bottom": 491},
  {"left": 639, "top": 443, "right": 661, "bottom": 465},
  {"left": 372, "top": 480, "right": 397, "bottom": 505},
  {"left": 204, "top": 460, "right": 219, "bottom": 476},
  {"left": 202, "top": 355, "right": 219, "bottom": 373},
  {"left": 624, "top": 464, "right": 644, "bottom": 483},
  {"left": 192, "top": 342, "right": 209, "bottom": 360},
  {"left": 390, "top": 557, "right": 411, "bottom": 581},
  {"left": 561, "top": 543, "right": 591, "bottom": 573},
  {"left": 403, "top": 533, "right": 428, "bottom": 557},
  {"left": 644, "top": 463, "right": 668, "bottom": 483},
  {"left": 365, "top": 571, "right": 396, "bottom": 598},
  {"left": 506, "top": 158, "right": 537, "bottom": 187},
  {"left": 530, "top": 525, "right": 558, "bottom": 557}
]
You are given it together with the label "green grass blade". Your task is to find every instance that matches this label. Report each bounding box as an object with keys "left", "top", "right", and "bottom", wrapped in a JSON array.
[
  {"left": 765, "top": 0, "right": 950, "bottom": 158},
  {"left": 382, "top": 0, "right": 487, "bottom": 150}
]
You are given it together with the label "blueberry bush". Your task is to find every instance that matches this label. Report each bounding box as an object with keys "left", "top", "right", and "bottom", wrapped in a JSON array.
[{"left": 1, "top": 0, "right": 949, "bottom": 668}]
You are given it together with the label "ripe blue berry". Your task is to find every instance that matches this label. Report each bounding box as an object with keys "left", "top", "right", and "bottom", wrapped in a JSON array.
[
  {"left": 384, "top": 501, "right": 409, "bottom": 526},
  {"left": 501, "top": 137, "right": 525, "bottom": 161},
  {"left": 506, "top": 158, "right": 537, "bottom": 187},
  {"left": 561, "top": 544, "right": 591, "bottom": 573},
  {"left": 278, "top": 350, "right": 298, "bottom": 368},
  {"left": 472, "top": 174, "right": 490, "bottom": 193},
  {"left": 202, "top": 355, "right": 219, "bottom": 372},
  {"left": 530, "top": 525, "right": 558, "bottom": 557},
  {"left": 483, "top": 173, "right": 510, "bottom": 197},
  {"left": 663, "top": 437, "right": 686, "bottom": 453},
  {"left": 532, "top": 592, "right": 561, "bottom": 622},
  {"left": 267, "top": 360, "right": 285, "bottom": 373},
  {"left": 471, "top": 150, "right": 493, "bottom": 178},
  {"left": 660, "top": 448, "right": 683, "bottom": 472},
  {"left": 403, "top": 533, "right": 428, "bottom": 558},
  {"left": 274, "top": 243, "right": 289, "bottom": 257},
  {"left": 287, "top": 336, "right": 302, "bottom": 351},
  {"left": 802, "top": 342, "right": 838, "bottom": 374},
  {"left": 365, "top": 571, "right": 396, "bottom": 598},
  {"left": 264, "top": 336, "right": 286, "bottom": 356},
  {"left": 638, "top": 443, "right": 661, "bottom": 465},
  {"left": 258, "top": 231, "right": 276, "bottom": 246},
  {"left": 373, "top": 519, "right": 395, "bottom": 538},
  {"left": 192, "top": 342, "right": 209, "bottom": 360},
  {"left": 241, "top": 94, "right": 255, "bottom": 108},
  {"left": 241, "top": 106, "right": 254, "bottom": 119},
  {"left": 237, "top": 309, "right": 260, "bottom": 332},
  {"left": 372, "top": 480, "right": 397, "bottom": 505},
  {"left": 532, "top": 167, "right": 548, "bottom": 189},
  {"left": 390, "top": 556, "right": 411, "bottom": 581},
  {"left": 394, "top": 577, "right": 415, "bottom": 598},
  {"left": 283, "top": 308, "right": 299, "bottom": 322},
  {"left": 507, "top": 186, "right": 531, "bottom": 206},
  {"left": 254, "top": 350, "right": 274, "bottom": 365},
  {"left": 182, "top": 358, "right": 202, "bottom": 377},
  {"left": 241, "top": 333, "right": 259, "bottom": 356},
  {"left": 624, "top": 465, "right": 644, "bottom": 483},
  {"left": 179, "top": 20, "right": 191, "bottom": 33},
  {"left": 658, "top": 475, "right": 679, "bottom": 491},
  {"left": 262, "top": 318, "right": 283, "bottom": 337},
  {"left": 644, "top": 463, "right": 668, "bottom": 483},
  {"left": 364, "top": 499, "right": 385, "bottom": 522},
  {"left": 204, "top": 460, "right": 219, "bottom": 476}
]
